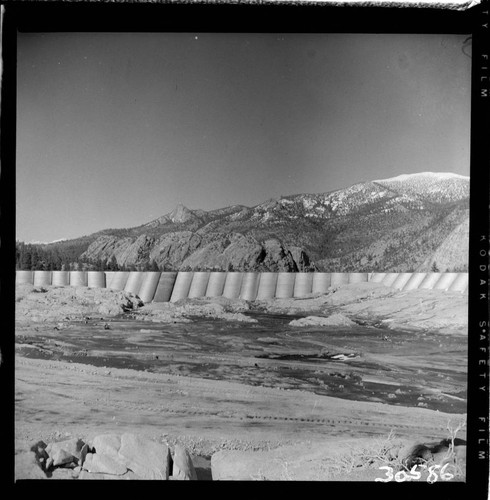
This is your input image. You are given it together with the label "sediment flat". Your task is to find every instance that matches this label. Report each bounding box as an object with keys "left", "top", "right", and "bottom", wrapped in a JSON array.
[{"left": 14, "top": 282, "right": 468, "bottom": 480}]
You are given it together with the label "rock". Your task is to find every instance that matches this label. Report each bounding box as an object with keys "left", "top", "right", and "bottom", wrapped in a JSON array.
[
  {"left": 15, "top": 451, "right": 47, "bottom": 480},
  {"left": 89, "top": 433, "right": 170, "bottom": 479},
  {"left": 261, "top": 238, "right": 300, "bottom": 271},
  {"left": 429, "top": 440, "right": 467, "bottom": 468},
  {"left": 289, "top": 313, "right": 355, "bottom": 327},
  {"left": 30, "top": 440, "right": 49, "bottom": 469},
  {"left": 117, "top": 433, "right": 170, "bottom": 480},
  {"left": 82, "top": 452, "right": 128, "bottom": 475},
  {"left": 172, "top": 445, "right": 197, "bottom": 480},
  {"left": 79, "top": 443, "right": 89, "bottom": 466},
  {"left": 45, "top": 437, "right": 86, "bottom": 466},
  {"left": 289, "top": 246, "right": 311, "bottom": 272},
  {"left": 399, "top": 443, "right": 433, "bottom": 468},
  {"left": 52, "top": 449, "right": 77, "bottom": 467},
  {"left": 91, "top": 434, "right": 121, "bottom": 457},
  {"left": 50, "top": 468, "right": 77, "bottom": 479},
  {"left": 452, "top": 444, "right": 467, "bottom": 469}
]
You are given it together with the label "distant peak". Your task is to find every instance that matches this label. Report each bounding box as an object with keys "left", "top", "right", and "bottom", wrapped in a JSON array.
[
  {"left": 172, "top": 203, "right": 189, "bottom": 212},
  {"left": 169, "top": 203, "right": 197, "bottom": 223},
  {"left": 374, "top": 172, "right": 469, "bottom": 183}
]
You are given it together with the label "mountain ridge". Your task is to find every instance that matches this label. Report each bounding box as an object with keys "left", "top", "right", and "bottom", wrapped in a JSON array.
[{"left": 36, "top": 172, "right": 469, "bottom": 272}]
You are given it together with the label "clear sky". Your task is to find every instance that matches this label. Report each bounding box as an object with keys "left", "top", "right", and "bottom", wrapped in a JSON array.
[{"left": 16, "top": 32, "right": 471, "bottom": 243}]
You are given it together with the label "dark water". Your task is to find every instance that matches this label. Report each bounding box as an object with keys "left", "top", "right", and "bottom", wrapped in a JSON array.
[{"left": 16, "top": 310, "right": 467, "bottom": 413}]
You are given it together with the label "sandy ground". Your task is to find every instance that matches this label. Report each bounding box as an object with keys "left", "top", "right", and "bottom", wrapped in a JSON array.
[{"left": 14, "top": 282, "right": 468, "bottom": 481}]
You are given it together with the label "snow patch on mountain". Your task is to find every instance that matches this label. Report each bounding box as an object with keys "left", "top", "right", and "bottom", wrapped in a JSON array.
[
  {"left": 27, "top": 238, "right": 68, "bottom": 245},
  {"left": 374, "top": 171, "right": 469, "bottom": 183}
]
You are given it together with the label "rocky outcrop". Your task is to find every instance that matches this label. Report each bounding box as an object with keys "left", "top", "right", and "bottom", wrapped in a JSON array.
[
  {"left": 180, "top": 233, "right": 263, "bottom": 271},
  {"left": 260, "top": 239, "right": 298, "bottom": 271},
  {"left": 81, "top": 234, "right": 157, "bottom": 269},
  {"left": 288, "top": 246, "right": 312, "bottom": 272},
  {"left": 180, "top": 235, "right": 303, "bottom": 272},
  {"left": 81, "top": 231, "right": 308, "bottom": 272},
  {"left": 150, "top": 231, "right": 204, "bottom": 268}
]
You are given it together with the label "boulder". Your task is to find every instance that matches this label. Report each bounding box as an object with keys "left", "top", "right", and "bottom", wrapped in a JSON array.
[
  {"left": 117, "top": 433, "right": 170, "bottom": 480},
  {"left": 428, "top": 440, "right": 467, "bottom": 468},
  {"left": 45, "top": 437, "right": 87, "bottom": 467},
  {"left": 30, "top": 440, "right": 49, "bottom": 470},
  {"left": 46, "top": 437, "right": 86, "bottom": 459},
  {"left": 172, "top": 445, "right": 197, "bottom": 480},
  {"left": 88, "top": 433, "right": 170, "bottom": 479},
  {"left": 452, "top": 444, "right": 467, "bottom": 471},
  {"left": 82, "top": 452, "right": 128, "bottom": 475},
  {"left": 15, "top": 451, "right": 47, "bottom": 480},
  {"left": 398, "top": 442, "right": 433, "bottom": 468},
  {"left": 51, "top": 448, "right": 77, "bottom": 468},
  {"left": 91, "top": 434, "right": 121, "bottom": 457}
]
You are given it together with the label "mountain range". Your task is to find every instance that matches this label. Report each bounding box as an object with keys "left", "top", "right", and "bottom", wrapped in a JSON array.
[{"left": 44, "top": 172, "right": 470, "bottom": 272}]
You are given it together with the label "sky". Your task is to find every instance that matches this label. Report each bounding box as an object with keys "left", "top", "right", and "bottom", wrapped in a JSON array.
[{"left": 16, "top": 32, "right": 471, "bottom": 243}]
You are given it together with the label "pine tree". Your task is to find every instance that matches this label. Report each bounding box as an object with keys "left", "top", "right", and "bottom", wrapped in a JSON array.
[
  {"left": 108, "top": 255, "right": 119, "bottom": 271},
  {"left": 31, "top": 246, "right": 42, "bottom": 270},
  {"left": 149, "top": 259, "right": 160, "bottom": 272},
  {"left": 20, "top": 244, "right": 31, "bottom": 270},
  {"left": 15, "top": 244, "right": 20, "bottom": 270}
]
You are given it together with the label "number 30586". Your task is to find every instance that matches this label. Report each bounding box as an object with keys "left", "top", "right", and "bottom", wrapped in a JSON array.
[{"left": 375, "top": 463, "right": 454, "bottom": 483}]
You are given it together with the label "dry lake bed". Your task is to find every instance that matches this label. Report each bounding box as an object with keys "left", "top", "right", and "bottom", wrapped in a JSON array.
[{"left": 14, "top": 282, "right": 468, "bottom": 481}]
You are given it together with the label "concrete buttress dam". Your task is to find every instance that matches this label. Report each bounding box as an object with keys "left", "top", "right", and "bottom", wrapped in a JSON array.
[{"left": 16, "top": 270, "right": 468, "bottom": 303}]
